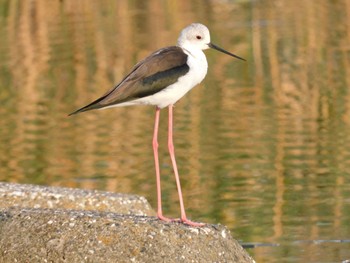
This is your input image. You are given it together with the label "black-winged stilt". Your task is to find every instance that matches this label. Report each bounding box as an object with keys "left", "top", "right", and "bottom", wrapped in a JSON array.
[{"left": 70, "top": 23, "right": 245, "bottom": 227}]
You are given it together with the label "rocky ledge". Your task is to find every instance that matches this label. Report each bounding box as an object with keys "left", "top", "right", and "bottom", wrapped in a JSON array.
[{"left": 0, "top": 182, "right": 254, "bottom": 263}]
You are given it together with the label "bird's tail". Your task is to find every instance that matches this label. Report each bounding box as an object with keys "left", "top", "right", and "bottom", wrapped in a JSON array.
[{"left": 68, "top": 97, "right": 105, "bottom": 116}]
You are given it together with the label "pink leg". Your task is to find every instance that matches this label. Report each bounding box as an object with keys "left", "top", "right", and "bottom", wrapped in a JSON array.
[
  {"left": 153, "top": 107, "right": 172, "bottom": 222},
  {"left": 168, "top": 105, "right": 205, "bottom": 227}
]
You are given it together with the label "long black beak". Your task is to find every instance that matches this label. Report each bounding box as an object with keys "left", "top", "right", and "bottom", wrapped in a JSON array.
[{"left": 208, "top": 43, "right": 246, "bottom": 61}]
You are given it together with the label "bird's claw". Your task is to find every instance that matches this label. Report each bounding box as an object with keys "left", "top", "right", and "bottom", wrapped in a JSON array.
[{"left": 158, "top": 215, "right": 205, "bottom": 227}]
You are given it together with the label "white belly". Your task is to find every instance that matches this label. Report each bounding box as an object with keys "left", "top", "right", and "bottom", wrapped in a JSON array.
[{"left": 108, "top": 48, "right": 208, "bottom": 109}]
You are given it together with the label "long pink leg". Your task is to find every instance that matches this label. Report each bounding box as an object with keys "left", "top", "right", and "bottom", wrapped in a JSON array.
[
  {"left": 168, "top": 105, "right": 205, "bottom": 227},
  {"left": 153, "top": 107, "right": 172, "bottom": 222}
]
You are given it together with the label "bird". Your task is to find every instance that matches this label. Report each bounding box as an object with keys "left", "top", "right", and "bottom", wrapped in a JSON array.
[{"left": 69, "top": 23, "right": 245, "bottom": 227}]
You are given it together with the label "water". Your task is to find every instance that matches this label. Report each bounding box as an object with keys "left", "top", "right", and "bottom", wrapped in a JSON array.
[{"left": 1, "top": 0, "right": 350, "bottom": 262}]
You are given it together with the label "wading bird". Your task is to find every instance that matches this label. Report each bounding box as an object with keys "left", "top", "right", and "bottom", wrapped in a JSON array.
[{"left": 70, "top": 23, "right": 245, "bottom": 226}]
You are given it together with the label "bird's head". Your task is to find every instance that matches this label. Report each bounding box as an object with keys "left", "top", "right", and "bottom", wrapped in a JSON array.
[{"left": 177, "top": 23, "right": 245, "bottom": 61}]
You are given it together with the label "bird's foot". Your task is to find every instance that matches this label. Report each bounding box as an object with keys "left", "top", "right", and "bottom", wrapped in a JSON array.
[
  {"left": 157, "top": 214, "right": 205, "bottom": 227},
  {"left": 157, "top": 214, "right": 176, "bottom": 222},
  {"left": 181, "top": 218, "right": 205, "bottom": 227}
]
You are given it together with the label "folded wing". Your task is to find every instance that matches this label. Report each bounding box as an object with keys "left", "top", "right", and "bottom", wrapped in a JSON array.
[{"left": 69, "top": 46, "right": 189, "bottom": 115}]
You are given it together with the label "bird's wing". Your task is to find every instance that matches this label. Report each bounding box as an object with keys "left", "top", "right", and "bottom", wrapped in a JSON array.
[{"left": 69, "top": 46, "right": 189, "bottom": 115}]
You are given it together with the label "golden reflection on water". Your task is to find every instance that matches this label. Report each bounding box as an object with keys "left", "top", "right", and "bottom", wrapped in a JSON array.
[{"left": 1, "top": 0, "right": 350, "bottom": 262}]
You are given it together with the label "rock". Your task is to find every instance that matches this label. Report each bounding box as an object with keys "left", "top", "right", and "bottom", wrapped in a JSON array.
[
  {"left": 0, "top": 183, "right": 254, "bottom": 262},
  {"left": 0, "top": 182, "right": 154, "bottom": 216}
]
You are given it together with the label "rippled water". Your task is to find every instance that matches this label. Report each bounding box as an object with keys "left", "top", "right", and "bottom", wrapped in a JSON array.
[{"left": 1, "top": 0, "right": 350, "bottom": 262}]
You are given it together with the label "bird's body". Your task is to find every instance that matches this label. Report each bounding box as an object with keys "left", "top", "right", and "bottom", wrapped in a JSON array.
[
  {"left": 70, "top": 23, "right": 245, "bottom": 226},
  {"left": 141, "top": 47, "right": 207, "bottom": 109},
  {"left": 70, "top": 25, "right": 212, "bottom": 113},
  {"left": 106, "top": 45, "right": 207, "bottom": 109}
]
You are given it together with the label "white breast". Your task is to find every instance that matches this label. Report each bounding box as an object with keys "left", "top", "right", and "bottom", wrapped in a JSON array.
[{"left": 113, "top": 48, "right": 208, "bottom": 109}]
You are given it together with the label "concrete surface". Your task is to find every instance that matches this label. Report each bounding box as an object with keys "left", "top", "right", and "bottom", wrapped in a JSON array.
[
  {"left": 0, "top": 182, "right": 254, "bottom": 263},
  {"left": 0, "top": 182, "right": 154, "bottom": 216}
]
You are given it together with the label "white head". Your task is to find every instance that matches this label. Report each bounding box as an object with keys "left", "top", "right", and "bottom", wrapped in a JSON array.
[
  {"left": 177, "top": 23, "right": 246, "bottom": 61},
  {"left": 177, "top": 23, "right": 211, "bottom": 50}
]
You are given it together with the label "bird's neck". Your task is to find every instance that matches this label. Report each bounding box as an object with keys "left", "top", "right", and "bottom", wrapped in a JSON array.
[{"left": 181, "top": 46, "right": 206, "bottom": 61}]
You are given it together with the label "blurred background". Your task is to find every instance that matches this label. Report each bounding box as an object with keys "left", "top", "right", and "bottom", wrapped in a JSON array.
[{"left": 1, "top": 0, "right": 350, "bottom": 262}]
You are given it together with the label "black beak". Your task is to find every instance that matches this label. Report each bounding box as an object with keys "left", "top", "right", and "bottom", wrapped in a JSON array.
[{"left": 208, "top": 43, "right": 246, "bottom": 61}]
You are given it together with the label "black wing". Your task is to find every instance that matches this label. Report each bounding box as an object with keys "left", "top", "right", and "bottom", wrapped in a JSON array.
[{"left": 69, "top": 46, "right": 189, "bottom": 115}]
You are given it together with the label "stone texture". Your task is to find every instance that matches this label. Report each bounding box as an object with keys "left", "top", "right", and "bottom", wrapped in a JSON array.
[
  {"left": 0, "top": 182, "right": 154, "bottom": 216},
  {"left": 0, "top": 183, "right": 254, "bottom": 263}
]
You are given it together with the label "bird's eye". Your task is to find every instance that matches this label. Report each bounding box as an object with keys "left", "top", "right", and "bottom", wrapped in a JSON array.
[{"left": 196, "top": 35, "right": 202, "bottom": 40}]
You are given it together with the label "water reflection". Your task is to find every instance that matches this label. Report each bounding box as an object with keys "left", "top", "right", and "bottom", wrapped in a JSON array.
[{"left": 1, "top": 0, "right": 350, "bottom": 262}]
